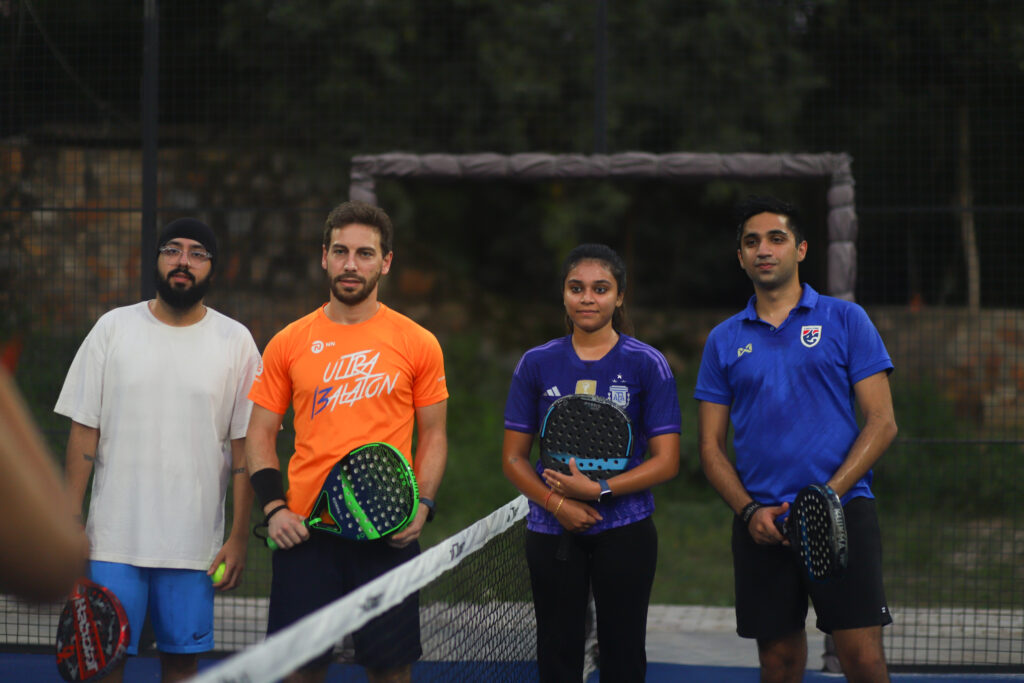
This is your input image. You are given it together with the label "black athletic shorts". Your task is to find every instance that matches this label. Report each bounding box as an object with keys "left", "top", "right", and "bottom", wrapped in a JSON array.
[
  {"left": 732, "top": 496, "right": 893, "bottom": 640},
  {"left": 267, "top": 531, "right": 421, "bottom": 670}
]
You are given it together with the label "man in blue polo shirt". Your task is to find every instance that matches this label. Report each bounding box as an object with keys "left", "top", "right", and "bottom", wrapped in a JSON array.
[{"left": 695, "top": 195, "right": 898, "bottom": 683}]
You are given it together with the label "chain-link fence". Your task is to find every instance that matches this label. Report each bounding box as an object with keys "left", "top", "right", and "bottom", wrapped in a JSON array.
[{"left": 3, "top": 1, "right": 1023, "bottom": 670}]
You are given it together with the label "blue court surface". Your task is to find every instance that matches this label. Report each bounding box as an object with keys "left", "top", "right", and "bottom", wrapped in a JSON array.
[{"left": 7, "top": 654, "right": 1024, "bottom": 682}]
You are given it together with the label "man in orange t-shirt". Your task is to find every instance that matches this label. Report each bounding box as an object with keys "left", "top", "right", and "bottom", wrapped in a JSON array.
[{"left": 246, "top": 201, "right": 448, "bottom": 683}]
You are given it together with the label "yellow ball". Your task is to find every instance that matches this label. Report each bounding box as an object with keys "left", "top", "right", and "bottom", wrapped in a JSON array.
[{"left": 212, "top": 562, "right": 226, "bottom": 583}]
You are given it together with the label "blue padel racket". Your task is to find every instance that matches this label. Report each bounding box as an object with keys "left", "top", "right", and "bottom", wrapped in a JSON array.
[
  {"left": 539, "top": 394, "right": 632, "bottom": 560},
  {"left": 263, "top": 442, "right": 418, "bottom": 548},
  {"left": 777, "top": 483, "right": 849, "bottom": 582},
  {"left": 55, "top": 578, "right": 130, "bottom": 681}
]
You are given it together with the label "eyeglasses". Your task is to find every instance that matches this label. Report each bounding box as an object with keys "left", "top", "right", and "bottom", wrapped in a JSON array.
[{"left": 159, "top": 245, "right": 213, "bottom": 264}]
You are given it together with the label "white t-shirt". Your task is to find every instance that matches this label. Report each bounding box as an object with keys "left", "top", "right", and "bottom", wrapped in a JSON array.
[{"left": 55, "top": 301, "right": 260, "bottom": 569}]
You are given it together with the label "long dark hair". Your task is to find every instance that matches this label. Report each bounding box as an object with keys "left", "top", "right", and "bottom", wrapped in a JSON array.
[{"left": 560, "top": 243, "right": 633, "bottom": 334}]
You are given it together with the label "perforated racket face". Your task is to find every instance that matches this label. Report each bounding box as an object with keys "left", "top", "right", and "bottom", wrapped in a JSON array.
[
  {"left": 318, "top": 443, "right": 419, "bottom": 541},
  {"left": 55, "top": 579, "right": 130, "bottom": 681},
  {"left": 786, "top": 484, "right": 849, "bottom": 582},
  {"left": 539, "top": 394, "right": 633, "bottom": 481}
]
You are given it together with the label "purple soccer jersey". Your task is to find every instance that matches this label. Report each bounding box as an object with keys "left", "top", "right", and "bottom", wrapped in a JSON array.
[{"left": 505, "top": 334, "right": 681, "bottom": 534}]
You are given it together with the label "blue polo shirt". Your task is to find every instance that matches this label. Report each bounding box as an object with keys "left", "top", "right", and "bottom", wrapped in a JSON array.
[
  {"left": 505, "top": 334, "right": 681, "bottom": 534},
  {"left": 694, "top": 284, "right": 893, "bottom": 505}
]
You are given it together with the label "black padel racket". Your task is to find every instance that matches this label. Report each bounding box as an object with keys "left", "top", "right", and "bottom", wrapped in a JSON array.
[
  {"left": 539, "top": 394, "right": 632, "bottom": 560},
  {"left": 777, "top": 483, "right": 849, "bottom": 582},
  {"left": 540, "top": 394, "right": 633, "bottom": 481},
  {"left": 263, "top": 442, "right": 418, "bottom": 548},
  {"left": 55, "top": 578, "right": 130, "bottom": 681}
]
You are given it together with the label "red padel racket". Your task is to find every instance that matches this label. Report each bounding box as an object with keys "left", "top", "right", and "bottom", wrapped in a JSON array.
[{"left": 55, "top": 577, "right": 130, "bottom": 681}]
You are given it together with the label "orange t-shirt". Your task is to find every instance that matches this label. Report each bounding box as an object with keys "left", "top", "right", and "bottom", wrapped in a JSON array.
[{"left": 249, "top": 304, "right": 448, "bottom": 516}]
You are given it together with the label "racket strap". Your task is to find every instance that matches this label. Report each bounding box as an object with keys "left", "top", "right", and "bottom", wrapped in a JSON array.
[{"left": 252, "top": 503, "right": 289, "bottom": 542}]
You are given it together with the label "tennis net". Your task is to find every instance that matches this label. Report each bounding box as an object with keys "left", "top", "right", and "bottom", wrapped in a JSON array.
[{"left": 193, "top": 495, "right": 541, "bottom": 682}]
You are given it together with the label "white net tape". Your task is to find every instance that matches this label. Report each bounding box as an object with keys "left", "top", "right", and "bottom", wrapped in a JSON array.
[{"left": 192, "top": 495, "right": 529, "bottom": 683}]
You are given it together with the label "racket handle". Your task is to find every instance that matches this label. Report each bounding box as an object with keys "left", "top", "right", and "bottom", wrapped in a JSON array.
[{"left": 265, "top": 517, "right": 319, "bottom": 550}]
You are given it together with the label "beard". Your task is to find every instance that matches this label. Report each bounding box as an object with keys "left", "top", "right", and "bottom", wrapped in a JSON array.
[
  {"left": 328, "top": 269, "right": 381, "bottom": 306},
  {"left": 154, "top": 266, "right": 211, "bottom": 310}
]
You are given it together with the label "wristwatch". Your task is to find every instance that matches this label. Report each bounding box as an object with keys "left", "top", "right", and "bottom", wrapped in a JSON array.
[
  {"left": 597, "top": 479, "right": 613, "bottom": 504},
  {"left": 419, "top": 496, "right": 436, "bottom": 522}
]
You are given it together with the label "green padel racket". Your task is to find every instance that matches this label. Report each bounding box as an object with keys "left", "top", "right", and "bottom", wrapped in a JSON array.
[{"left": 264, "top": 442, "right": 418, "bottom": 548}]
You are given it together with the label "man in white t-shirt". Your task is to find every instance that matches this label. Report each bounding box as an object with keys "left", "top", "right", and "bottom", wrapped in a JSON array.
[{"left": 55, "top": 218, "right": 261, "bottom": 682}]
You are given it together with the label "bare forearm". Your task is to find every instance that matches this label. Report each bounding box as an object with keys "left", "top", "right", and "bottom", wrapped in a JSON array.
[
  {"left": 65, "top": 422, "right": 99, "bottom": 516},
  {"left": 698, "top": 401, "right": 753, "bottom": 514},
  {"left": 229, "top": 439, "right": 255, "bottom": 539},
  {"left": 828, "top": 417, "right": 898, "bottom": 497},
  {"left": 413, "top": 430, "right": 447, "bottom": 500},
  {"left": 830, "top": 372, "right": 899, "bottom": 497},
  {"left": 701, "top": 444, "right": 753, "bottom": 514},
  {"left": 502, "top": 430, "right": 555, "bottom": 506},
  {"left": 605, "top": 433, "right": 680, "bottom": 497}
]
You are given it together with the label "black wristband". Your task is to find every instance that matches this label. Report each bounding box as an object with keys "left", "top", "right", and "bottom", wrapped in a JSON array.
[
  {"left": 263, "top": 503, "right": 289, "bottom": 524},
  {"left": 250, "top": 468, "right": 286, "bottom": 508},
  {"left": 419, "top": 496, "right": 436, "bottom": 522},
  {"left": 739, "top": 501, "right": 762, "bottom": 525}
]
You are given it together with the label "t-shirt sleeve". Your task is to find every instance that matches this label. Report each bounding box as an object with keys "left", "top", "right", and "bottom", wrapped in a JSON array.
[
  {"left": 642, "top": 350, "right": 681, "bottom": 438},
  {"left": 54, "top": 318, "right": 109, "bottom": 427},
  {"left": 412, "top": 329, "right": 449, "bottom": 407},
  {"left": 229, "top": 331, "right": 262, "bottom": 439},
  {"left": 694, "top": 325, "right": 733, "bottom": 406},
  {"left": 503, "top": 352, "right": 539, "bottom": 434},
  {"left": 248, "top": 330, "right": 293, "bottom": 415},
  {"left": 846, "top": 304, "right": 894, "bottom": 384}
]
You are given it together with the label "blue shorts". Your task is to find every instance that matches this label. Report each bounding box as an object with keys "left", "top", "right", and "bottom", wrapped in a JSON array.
[{"left": 89, "top": 561, "right": 214, "bottom": 655}]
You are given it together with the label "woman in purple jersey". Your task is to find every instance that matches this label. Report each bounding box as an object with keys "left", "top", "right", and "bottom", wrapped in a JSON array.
[{"left": 502, "top": 244, "right": 681, "bottom": 683}]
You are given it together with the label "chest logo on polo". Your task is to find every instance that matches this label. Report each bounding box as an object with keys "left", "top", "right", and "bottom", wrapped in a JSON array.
[
  {"left": 575, "top": 379, "right": 597, "bottom": 395},
  {"left": 737, "top": 343, "right": 753, "bottom": 357},
  {"left": 800, "top": 325, "right": 822, "bottom": 348}
]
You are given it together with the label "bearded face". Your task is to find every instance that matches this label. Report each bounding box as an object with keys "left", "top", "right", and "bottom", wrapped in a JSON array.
[{"left": 154, "top": 264, "right": 211, "bottom": 310}]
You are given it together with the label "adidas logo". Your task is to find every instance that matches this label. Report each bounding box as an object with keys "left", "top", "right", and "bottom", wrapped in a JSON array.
[{"left": 544, "top": 386, "right": 561, "bottom": 397}]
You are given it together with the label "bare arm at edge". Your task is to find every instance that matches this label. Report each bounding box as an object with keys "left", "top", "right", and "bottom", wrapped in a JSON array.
[{"left": 0, "top": 369, "right": 88, "bottom": 600}]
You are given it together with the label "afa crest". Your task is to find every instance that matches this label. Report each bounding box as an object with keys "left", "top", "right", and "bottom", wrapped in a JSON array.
[
  {"left": 800, "top": 325, "right": 822, "bottom": 348},
  {"left": 608, "top": 385, "right": 630, "bottom": 408}
]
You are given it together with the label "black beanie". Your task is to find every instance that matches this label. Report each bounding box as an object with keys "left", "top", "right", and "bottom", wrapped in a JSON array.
[{"left": 158, "top": 218, "right": 218, "bottom": 268}]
